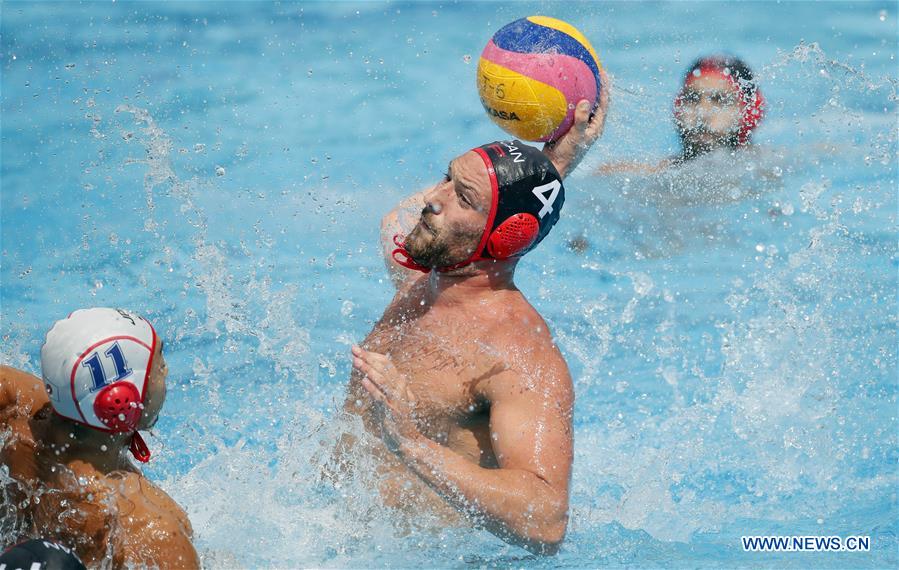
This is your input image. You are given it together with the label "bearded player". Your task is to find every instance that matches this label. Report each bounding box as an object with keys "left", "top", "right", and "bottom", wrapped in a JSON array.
[{"left": 337, "top": 84, "right": 607, "bottom": 554}]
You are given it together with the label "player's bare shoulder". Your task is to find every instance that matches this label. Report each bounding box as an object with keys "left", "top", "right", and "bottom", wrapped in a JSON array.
[
  {"left": 496, "top": 293, "right": 563, "bottom": 351},
  {"left": 110, "top": 470, "right": 192, "bottom": 528},
  {"left": 106, "top": 470, "right": 199, "bottom": 569},
  {"left": 486, "top": 293, "right": 572, "bottom": 388}
]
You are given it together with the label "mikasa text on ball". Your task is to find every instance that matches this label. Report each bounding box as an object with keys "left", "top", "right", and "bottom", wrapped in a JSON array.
[{"left": 477, "top": 16, "right": 603, "bottom": 142}]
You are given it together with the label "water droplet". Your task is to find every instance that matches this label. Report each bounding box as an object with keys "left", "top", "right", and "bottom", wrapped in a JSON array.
[
  {"left": 215, "top": 165, "right": 226, "bottom": 177},
  {"left": 462, "top": 54, "right": 471, "bottom": 64},
  {"left": 878, "top": 9, "right": 887, "bottom": 21}
]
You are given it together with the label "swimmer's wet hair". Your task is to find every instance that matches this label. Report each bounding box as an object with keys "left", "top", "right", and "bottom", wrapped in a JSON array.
[{"left": 685, "top": 55, "right": 760, "bottom": 100}]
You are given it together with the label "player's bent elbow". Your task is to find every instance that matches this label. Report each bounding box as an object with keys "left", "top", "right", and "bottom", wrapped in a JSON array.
[
  {"left": 517, "top": 512, "right": 568, "bottom": 555},
  {"left": 519, "top": 528, "right": 565, "bottom": 556}
]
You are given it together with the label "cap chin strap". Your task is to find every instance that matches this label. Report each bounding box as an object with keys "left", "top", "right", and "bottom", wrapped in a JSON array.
[
  {"left": 391, "top": 234, "right": 432, "bottom": 273},
  {"left": 130, "top": 432, "right": 151, "bottom": 463},
  {"left": 392, "top": 234, "right": 490, "bottom": 274},
  {"left": 49, "top": 410, "right": 153, "bottom": 463}
]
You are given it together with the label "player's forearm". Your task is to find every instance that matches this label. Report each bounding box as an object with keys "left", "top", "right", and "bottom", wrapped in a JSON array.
[{"left": 398, "top": 436, "right": 568, "bottom": 553}]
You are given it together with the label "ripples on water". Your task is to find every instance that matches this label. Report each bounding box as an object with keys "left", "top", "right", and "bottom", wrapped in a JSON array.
[{"left": 1, "top": 2, "right": 896, "bottom": 567}]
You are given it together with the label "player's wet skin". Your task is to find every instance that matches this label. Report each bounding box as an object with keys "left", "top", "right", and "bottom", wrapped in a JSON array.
[
  {"left": 1, "top": 310, "right": 198, "bottom": 569},
  {"left": 333, "top": 80, "right": 609, "bottom": 554}
]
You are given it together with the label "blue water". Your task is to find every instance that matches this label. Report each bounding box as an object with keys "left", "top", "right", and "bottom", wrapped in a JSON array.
[{"left": 2, "top": 1, "right": 896, "bottom": 568}]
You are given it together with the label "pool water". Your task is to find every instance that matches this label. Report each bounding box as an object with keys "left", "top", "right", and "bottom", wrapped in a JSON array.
[{"left": 1, "top": 1, "right": 896, "bottom": 567}]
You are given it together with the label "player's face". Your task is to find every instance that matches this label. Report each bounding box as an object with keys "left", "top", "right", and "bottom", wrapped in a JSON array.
[
  {"left": 675, "top": 73, "right": 744, "bottom": 153},
  {"left": 405, "top": 151, "right": 491, "bottom": 268},
  {"left": 138, "top": 340, "right": 167, "bottom": 430}
]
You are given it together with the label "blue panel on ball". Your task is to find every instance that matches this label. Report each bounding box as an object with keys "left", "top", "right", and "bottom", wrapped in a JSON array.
[{"left": 492, "top": 18, "right": 601, "bottom": 90}]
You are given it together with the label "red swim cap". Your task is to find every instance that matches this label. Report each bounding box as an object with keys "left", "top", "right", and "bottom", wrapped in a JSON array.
[{"left": 674, "top": 55, "right": 765, "bottom": 145}]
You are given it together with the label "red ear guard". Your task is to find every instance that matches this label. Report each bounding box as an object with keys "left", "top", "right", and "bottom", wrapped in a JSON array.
[
  {"left": 93, "top": 382, "right": 151, "bottom": 463},
  {"left": 737, "top": 88, "right": 764, "bottom": 144},
  {"left": 487, "top": 213, "right": 539, "bottom": 259},
  {"left": 93, "top": 382, "right": 142, "bottom": 433}
]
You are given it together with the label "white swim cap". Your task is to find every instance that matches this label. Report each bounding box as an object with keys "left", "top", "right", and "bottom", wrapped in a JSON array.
[{"left": 40, "top": 308, "right": 158, "bottom": 438}]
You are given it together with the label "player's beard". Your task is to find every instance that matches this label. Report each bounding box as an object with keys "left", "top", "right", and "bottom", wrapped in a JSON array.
[
  {"left": 405, "top": 215, "right": 484, "bottom": 269},
  {"left": 678, "top": 125, "right": 740, "bottom": 160}
]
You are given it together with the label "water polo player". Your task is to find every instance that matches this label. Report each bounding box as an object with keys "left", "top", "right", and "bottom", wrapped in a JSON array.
[
  {"left": 598, "top": 54, "right": 765, "bottom": 174},
  {"left": 383, "top": 68, "right": 609, "bottom": 287},
  {"left": 674, "top": 54, "right": 765, "bottom": 160},
  {"left": 0, "top": 308, "right": 198, "bottom": 569},
  {"left": 337, "top": 119, "right": 604, "bottom": 553}
]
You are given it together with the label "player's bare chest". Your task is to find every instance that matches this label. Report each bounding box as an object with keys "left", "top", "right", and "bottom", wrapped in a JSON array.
[{"left": 362, "top": 310, "right": 497, "bottom": 420}]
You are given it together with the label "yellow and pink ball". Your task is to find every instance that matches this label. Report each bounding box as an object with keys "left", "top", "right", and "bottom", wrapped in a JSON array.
[{"left": 477, "top": 16, "right": 603, "bottom": 142}]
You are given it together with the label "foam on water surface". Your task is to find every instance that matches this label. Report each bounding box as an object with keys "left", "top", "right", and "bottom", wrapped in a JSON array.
[{"left": 1, "top": 2, "right": 896, "bottom": 567}]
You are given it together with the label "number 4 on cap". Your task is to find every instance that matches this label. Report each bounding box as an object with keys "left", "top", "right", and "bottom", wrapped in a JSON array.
[{"left": 532, "top": 180, "right": 561, "bottom": 219}]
